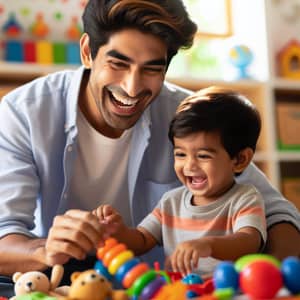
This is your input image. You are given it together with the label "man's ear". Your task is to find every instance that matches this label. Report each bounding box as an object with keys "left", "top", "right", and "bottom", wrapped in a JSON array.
[
  {"left": 80, "top": 33, "right": 93, "bottom": 69},
  {"left": 233, "top": 148, "right": 254, "bottom": 173}
]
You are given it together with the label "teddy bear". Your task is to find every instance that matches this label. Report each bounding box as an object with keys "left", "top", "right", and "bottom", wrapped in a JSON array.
[
  {"left": 58, "top": 269, "right": 129, "bottom": 300},
  {"left": 10, "top": 264, "right": 68, "bottom": 300}
]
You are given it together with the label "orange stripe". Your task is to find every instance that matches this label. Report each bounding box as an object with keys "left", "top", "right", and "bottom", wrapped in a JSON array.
[
  {"left": 151, "top": 207, "right": 265, "bottom": 231},
  {"left": 232, "top": 206, "right": 265, "bottom": 224}
]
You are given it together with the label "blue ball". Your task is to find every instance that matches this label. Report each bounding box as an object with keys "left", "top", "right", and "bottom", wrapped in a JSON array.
[
  {"left": 213, "top": 261, "right": 239, "bottom": 291},
  {"left": 281, "top": 256, "right": 300, "bottom": 294}
]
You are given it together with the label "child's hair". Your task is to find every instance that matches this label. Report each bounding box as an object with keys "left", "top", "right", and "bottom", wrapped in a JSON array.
[{"left": 168, "top": 86, "right": 261, "bottom": 159}]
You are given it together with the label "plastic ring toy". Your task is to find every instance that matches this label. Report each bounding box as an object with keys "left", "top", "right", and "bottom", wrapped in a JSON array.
[
  {"left": 115, "top": 258, "right": 140, "bottom": 283},
  {"left": 129, "top": 270, "right": 157, "bottom": 297},
  {"left": 122, "top": 262, "right": 149, "bottom": 288},
  {"left": 97, "top": 237, "right": 118, "bottom": 260},
  {"left": 139, "top": 276, "right": 166, "bottom": 300},
  {"left": 108, "top": 250, "right": 134, "bottom": 275},
  {"left": 103, "top": 243, "right": 127, "bottom": 267}
]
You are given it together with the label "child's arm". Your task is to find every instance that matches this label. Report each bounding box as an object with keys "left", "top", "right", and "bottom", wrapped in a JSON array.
[
  {"left": 170, "top": 226, "right": 262, "bottom": 276},
  {"left": 93, "top": 205, "right": 157, "bottom": 255}
]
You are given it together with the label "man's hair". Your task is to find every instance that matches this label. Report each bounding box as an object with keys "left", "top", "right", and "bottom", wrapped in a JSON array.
[
  {"left": 168, "top": 86, "right": 261, "bottom": 158},
  {"left": 82, "top": 0, "right": 197, "bottom": 65}
]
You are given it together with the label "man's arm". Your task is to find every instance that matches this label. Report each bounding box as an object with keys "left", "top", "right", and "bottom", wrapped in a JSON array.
[
  {"left": 0, "top": 234, "right": 47, "bottom": 275},
  {"left": 237, "top": 163, "right": 300, "bottom": 258},
  {"left": 265, "top": 222, "right": 300, "bottom": 259},
  {"left": 0, "top": 210, "right": 104, "bottom": 276}
]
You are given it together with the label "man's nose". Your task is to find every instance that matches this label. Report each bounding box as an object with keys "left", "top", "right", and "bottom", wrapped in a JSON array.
[{"left": 121, "top": 69, "right": 144, "bottom": 97}]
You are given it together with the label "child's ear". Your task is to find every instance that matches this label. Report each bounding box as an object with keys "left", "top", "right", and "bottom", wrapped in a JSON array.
[{"left": 233, "top": 148, "right": 254, "bottom": 173}]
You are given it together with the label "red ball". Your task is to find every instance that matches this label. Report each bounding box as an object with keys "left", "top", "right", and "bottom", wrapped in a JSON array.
[{"left": 239, "top": 260, "right": 283, "bottom": 299}]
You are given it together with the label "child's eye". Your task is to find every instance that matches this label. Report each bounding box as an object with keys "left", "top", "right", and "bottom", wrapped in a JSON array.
[
  {"left": 174, "top": 152, "right": 185, "bottom": 157},
  {"left": 198, "top": 154, "right": 211, "bottom": 159}
]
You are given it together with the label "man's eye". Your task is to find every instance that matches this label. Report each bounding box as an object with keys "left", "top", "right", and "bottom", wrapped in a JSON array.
[
  {"left": 144, "top": 67, "right": 165, "bottom": 74},
  {"left": 110, "top": 61, "right": 128, "bottom": 69}
]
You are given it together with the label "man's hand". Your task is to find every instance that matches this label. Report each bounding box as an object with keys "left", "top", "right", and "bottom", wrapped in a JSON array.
[{"left": 44, "top": 209, "right": 104, "bottom": 266}]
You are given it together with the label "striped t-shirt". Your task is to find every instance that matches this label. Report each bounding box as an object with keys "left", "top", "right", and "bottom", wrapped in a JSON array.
[{"left": 138, "top": 183, "right": 267, "bottom": 274}]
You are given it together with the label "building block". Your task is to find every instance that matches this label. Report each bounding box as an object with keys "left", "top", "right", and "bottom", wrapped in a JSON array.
[
  {"left": 36, "top": 40, "right": 53, "bottom": 64},
  {"left": 66, "top": 42, "right": 80, "bottom": 64},
  {"left": 53, "top": 42, "right": 66, "bottom": 64},
  {"left": 23, "top": 40, "right": 36, "bottom": 63},
  {"left": 4, "top": 40, "right": 23, "bottom": 62}
]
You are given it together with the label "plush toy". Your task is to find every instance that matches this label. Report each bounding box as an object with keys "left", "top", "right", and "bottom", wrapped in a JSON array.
[
  {"left": 59, "top": 269, "right": 129, "bottom": 300},
  {"left": 10, "top": 265, "right": 67, "bottom": 300}
]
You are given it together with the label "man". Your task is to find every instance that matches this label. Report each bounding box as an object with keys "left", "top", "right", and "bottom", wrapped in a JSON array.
[{"left": 0, "top": 0, "right": 299, "bottom": 288}]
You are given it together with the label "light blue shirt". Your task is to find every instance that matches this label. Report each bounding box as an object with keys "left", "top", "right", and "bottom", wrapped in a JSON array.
[{"left": 0, "top": 66, "right": 299, "bottom": 264}]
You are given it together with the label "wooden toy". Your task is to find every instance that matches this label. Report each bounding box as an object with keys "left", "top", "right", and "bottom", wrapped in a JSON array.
[
  {"left": 30, "top": 13, "right": 49, "bottom": 39},
  {"left": 36, "top": 41, "right": 53, "bottom": 64},
  {"left": 2, "top": 13, "right": 22, "bottom": 38},
  {"left": 277, "top": 39, "right": 300, "bottom": 79},
  {"left": 4, "top": 40, "right": 23, "bottom": 62}
]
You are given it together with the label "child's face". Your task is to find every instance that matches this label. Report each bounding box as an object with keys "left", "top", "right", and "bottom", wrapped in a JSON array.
[{"left": 173, "top": 131, "right": 237, "bottom": 205}]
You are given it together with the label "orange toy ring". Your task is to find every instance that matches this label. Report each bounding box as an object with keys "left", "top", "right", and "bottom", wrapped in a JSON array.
[
  {"left": 122, "top": 262, "right": 150, "bottom": 288},
  {"left": 103, "top": 243, "right": 127, "bottom": 267}
]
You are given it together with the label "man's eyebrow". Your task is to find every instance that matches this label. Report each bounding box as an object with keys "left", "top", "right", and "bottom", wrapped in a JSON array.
[{"left": 106, "top": 50, "right": 167, "bottom": 66}]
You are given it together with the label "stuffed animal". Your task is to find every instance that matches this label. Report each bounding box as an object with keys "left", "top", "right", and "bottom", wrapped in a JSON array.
[
  {"left": 10, "top": 265, "right": 67, "bottom": 300},
  {"left": 59, "top": 269, "right": 128, "bottom": 300}
]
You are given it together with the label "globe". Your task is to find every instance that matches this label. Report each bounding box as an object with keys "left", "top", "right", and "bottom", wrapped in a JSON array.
[{"left": 229, "top": 45, "right": 254, "bottom": 79}]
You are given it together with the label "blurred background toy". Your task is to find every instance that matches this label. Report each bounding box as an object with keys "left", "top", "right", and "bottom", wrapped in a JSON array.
[
  {"left": 229, "top": 44, "right": 254, "bottom": 79},
  {"left": 277, "top": 39, "right": 300, "bottom": 79}
]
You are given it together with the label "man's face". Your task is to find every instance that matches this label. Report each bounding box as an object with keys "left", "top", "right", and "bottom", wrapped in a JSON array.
[{"left": 81, "top": 29, "right": 168, "bottom": 137}]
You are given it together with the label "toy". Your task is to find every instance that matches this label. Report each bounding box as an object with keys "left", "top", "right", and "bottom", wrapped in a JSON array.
[
  {"left": 29, "top": 13, "right": 49, "bottom": 39},
  {"left": 95, "top": 238, "right": 171, "bottom": 299},
  {"left": 96, "top": 238, "right": 215, "bottom": 300},
  {"left": 239, "top": 260, "right": 283, "bottom": 299},
  {"left": 213, "top": 254, "right": 300, "bottom": 299},
  {"left": 277, "top": 39, "right": 300, "bottom": 79},
  {"left": 10, "top": 265, "right": 66, "bottom": 300},
  {"left": 229, "top": 44, "right": 253, "bottom": 79},
  {"left": 281, "top": 256, "right": 300, "bottom": 294},
  {"left": 59, "top": 269, "right": 129, "bottom": 300},
  {"left": 2, "top": 13, "right": 22, "bottom": 38}
]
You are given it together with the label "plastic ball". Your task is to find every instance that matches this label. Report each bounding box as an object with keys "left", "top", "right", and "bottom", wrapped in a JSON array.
[
  {"left": 240, "top": 260, "right": 283, "bottom": 299},
  {"left": 213, "top": 261, "right": 239, "bottom": 291},
  {"left": 281, "top": 256, "right": 300, "bottom": 294},
  {"left": 182, "top": 273, "right": 203, "bottom": 284},
  {"left": 235, "top": 254, "right": 280, "bottom": 273}
]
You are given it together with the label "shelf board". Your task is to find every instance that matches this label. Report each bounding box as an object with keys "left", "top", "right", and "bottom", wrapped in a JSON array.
[
  {"left": 277, "top": 151, "right": 300, "bottom": 161},
  {"left": 167, "top": 77, "right": 266, "bottom": 90},
  {"left": 0, "top": 61, "right": 79, "bottom": 82},
  {"left": 272, "top": 78, "right": 300, "bottom": 90}
]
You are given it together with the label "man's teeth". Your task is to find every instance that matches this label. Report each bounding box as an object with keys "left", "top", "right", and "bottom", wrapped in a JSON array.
[{"left": 111, "top": 92, "right": 138, "bottom": 106}]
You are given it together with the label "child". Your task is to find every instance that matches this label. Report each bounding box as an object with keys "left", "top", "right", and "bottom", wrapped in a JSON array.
[{"left": 95, "top": 86, "right": 267, "bottom": 276}]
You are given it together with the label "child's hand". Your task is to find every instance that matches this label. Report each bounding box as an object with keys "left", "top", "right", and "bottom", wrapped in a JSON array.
[
  {"left": 169, "top": 239, "right": 212, "bottom": 276},
  {"left": 92, "top": 204, "right": 125, "bottom": 238}
]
